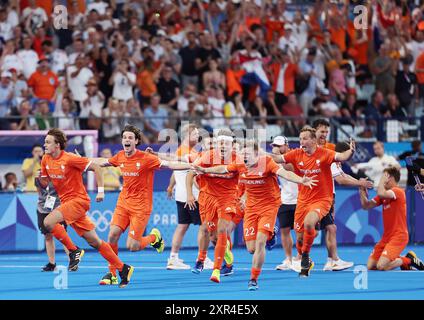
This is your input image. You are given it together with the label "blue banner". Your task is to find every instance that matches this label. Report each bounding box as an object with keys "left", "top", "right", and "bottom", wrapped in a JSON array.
[
  {"left": 334, "top": 189, "right": 384, "bottom": 244},
  {"left": 0, "top": 187, "right": 419, "bottom": 251},
  {"left": 0, "top": 191, "right": 200, "bottom": 251}
]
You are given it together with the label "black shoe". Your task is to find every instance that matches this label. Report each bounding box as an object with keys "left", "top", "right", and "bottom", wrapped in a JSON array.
[
  {"left": 118, "top": 264, "right": 134, "bottom": 288},
  {"left": 68, "top": 248, "right": 84, "bottom": 271},
  {"left": 299, "top": 253, "right": 314, "bottom": 277},
  {"left": 42, "top": 262, "right": 56, "bottom": 272},
  {"left": 406, "top": 251, "right": 424, "bottom": 270}
]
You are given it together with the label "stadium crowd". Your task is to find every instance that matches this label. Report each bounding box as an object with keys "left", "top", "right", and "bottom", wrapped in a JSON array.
[{"left": 0, "top": 0, "right": 422, "bottom": 143}]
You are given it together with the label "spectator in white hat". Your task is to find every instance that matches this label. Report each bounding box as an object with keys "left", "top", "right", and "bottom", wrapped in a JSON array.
[{"left": 278, "top": 24, "right": 298, "bottom": 55}]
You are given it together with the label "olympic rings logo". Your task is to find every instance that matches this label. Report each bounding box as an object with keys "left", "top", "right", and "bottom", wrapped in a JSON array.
[{"left": 87, "top": 210, "right": 113, "bottom": 232}]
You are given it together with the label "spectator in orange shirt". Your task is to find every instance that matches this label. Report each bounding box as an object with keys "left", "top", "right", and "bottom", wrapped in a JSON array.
[
  {"left": 226, "top": 56, "right": 245, "bottom": 97},
  {"left": 137, "top": 56, "right": 163, "bottom": 109},
  {"left": 27, "top": 56, "right": 58, "bottom": 112},
  {"left": 270, "top": 49, "right": 298, "bottom": 108}
]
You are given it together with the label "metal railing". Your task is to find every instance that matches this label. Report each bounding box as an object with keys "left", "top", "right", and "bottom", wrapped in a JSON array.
[{"left": 1, "top": 115, "right": 423, "bottom": 142}]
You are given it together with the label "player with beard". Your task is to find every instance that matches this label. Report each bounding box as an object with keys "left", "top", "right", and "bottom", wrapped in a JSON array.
[{"left": 273, "top": 126, "right": 355, "bottom": 277}]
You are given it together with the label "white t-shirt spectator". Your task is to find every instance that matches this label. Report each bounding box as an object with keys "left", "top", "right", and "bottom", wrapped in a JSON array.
[
  {"left": 50, "top": 50, "right": 69, "bottom": 74},
  {"left": 321, "top": 101, "right": 339, "bottom": 113},
  {"left": 177, "top": 96, "right": 204, "bottom": 117},
  {"left": 291, "top": 21, "right": 308, "bottom": 50},
  {"left": 0, "top": 20, "right": 13, "bottom": 42},
  {"left": 68, "top": 52, "right": 84, "bottom": 66},
  {"left": 80, "top": 94, "right": 104, "bottom": 118},
  {"left": 278, "top": 35, "right": 298, "bottom": 53},
  {"left": 86, "top": 1, "right": 109, "bottom": 15},
  {"left": 102, "top": 108, "right": 121, "bottom": 138},
  {"left": 353, "top": 155, "right": 400, "bottom": 187},
  {"left": 66, "top": 66, "right": 94, "bottom": 102},
  {"left": 2, "top": 54, "right": 23, "bottom": 74},
  {"left": 152, "top": 43, "right": 165, "bottom": 61},
  {"left": 17, "top": 49, "right": 39, "bottom": 79},
  {"left": 174, "top": 149, "right": 200, "bottom": 202},
  {"left": 207, "top": 97, "right": 225, "bottom": 128},
  {"left": 22, "top": 7, "right": 48, "bottom": 29},
  {"left": 7, "top": 9, "right": 19, "bottom": 28},
  {"left": 406, "top": 40, "right": 424, "bottom": 71},
  {"left": 112, "top": 72, "right": 136, "bottom": 101},
  {"left": 278, "top": 176, "right": 298, "bottom": 205}
]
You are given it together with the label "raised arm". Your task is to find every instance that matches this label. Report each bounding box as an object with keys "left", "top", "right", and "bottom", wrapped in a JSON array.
[
  {"left": 359, "top": 187, "right": 378, "bottom": 210},
  {"left": 160, "top": 160, "right": 192, "bottom": 171},
  {"left": 90, "top": 157, "right": 113, "bottom": 167},
  {"left": 268, "top": 152, "right": 284, "bottom": 164},
  {"left": 335, "top": 174, "right": 374, "bottom": 189},
  {"left": 192, "top": 164, "right": 228, "bottom": 174},
  {"left": 276, "top": 167, "right": 318, "bottom": 189},
  {"left": 334, "top": 138, "right": 355, "bottom": 162},
  {"left": 86, "top": 161, "right": 105, "bottom": 202},
  {"left": 376, "top": 173, "right": 396, "bottom": 199}
]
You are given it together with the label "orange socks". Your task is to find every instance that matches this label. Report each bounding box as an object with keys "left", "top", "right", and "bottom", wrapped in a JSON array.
[
  {"left": 99, "top": 241, "right": 124, "bottom": 272},
  {"left": 401, "top": 256, "right": 411, "bottom": 269},
  {"left": 302, "top": 229, "right": 316, "bottom": 254},
  {"left": 213, "top": 233, "right": 227, "bottom": 270},
  {"left": 197, "top": 250, "right": 207, "bottom": 262},
  {"left": 51, "top": 224, "right": 77, "bottom": 252},
  {"left": 108, "top": 242, "right": 119, "bottom": 276},
  {"left": 139, "top": 234, "right": 156, "bottom": 250},
  {"left": 251, "top": 267, "right": 261, "bottom": 280}
]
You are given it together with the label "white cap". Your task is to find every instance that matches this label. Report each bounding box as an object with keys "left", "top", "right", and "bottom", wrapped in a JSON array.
[
  {"left": 271, "top": 136, "right": 289, "bottom": 146},
  {"left": 232, "top": 0, "right": 241, "bottom": 3},
  {"left": 321, "top": 88, "right": 330, "bottom": 95},
  {"left": 157, "top": 29, "right": 166, "bottom": 37},
  {"left": 1, "top": 71, "right": 12, "bottom": 78}
]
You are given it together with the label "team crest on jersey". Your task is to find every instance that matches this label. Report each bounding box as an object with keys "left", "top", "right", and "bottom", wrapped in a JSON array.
[
  {"left": 120, "top": 163, "right": 124, "bottom": 168},
  {"left": 258, "top": 172, "right": 263, "bottom": 177},
  {"left": 299, "top": 162, "right": 304, "bottom": 166},
  {"left": 241, "top": 173, "right": 246, "bottom": 178},
  {"left": 136, "top": 162, "right": 140, "bottom": 169},
  {"left": 46, "top": 165, "right": 49, "bottom": 170},
  {"left": 316, "top": 160, "right": 321, "bottom": 166},
  {"left": 60, "top": 165, "right": 65, "bottom": 171}
]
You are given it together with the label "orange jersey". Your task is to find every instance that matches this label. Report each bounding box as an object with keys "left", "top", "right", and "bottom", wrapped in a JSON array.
[
  {"left": 187, "top": 149, "right": 206, "bottom": 192},
  {"left": 237, "top": 181, "right": 246, "bottom": 199},
  {"left": 323, "top": 142, "right": 336, "bottom": 151},
  {"left": 228, "top": 156, "right": 281, "bottom": 209},
  {"left": 108, "top": 150, "right": 162, "bottom": 212},
  {"left": 195, "top": 150, "right": 241, "bottom": 198},
  {"left": 41, "top": 151, "right": 91, "bottom": 204},
  {"left": 372, "top": 187, "right": 408, "bottom": 240},
  {"left": 283, "top": 147, "right": 336, "bottom": 204}
]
